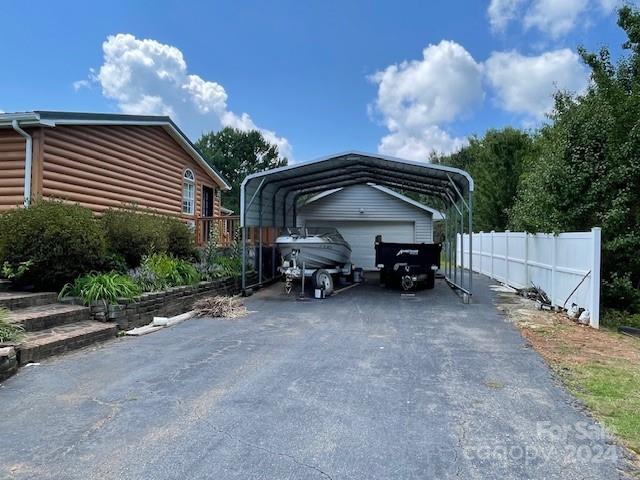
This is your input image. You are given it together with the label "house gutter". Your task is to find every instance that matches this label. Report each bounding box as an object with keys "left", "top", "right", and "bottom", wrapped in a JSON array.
[{"left": 11, "top": 120, "right": 32, "bottom": 207}]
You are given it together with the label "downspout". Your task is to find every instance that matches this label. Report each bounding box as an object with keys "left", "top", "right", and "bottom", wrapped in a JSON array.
[{"left": 11, "top": 120, "right": 32, "bottom": 207}]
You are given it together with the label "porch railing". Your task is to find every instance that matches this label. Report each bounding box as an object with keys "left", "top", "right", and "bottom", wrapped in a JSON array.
[{"left": 195, "top": 215, "right": 240, "bottom": 247}]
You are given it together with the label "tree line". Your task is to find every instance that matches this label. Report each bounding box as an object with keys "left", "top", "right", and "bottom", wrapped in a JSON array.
[{"left": 433, "top": 6, "right": 640, "bottom": 313}]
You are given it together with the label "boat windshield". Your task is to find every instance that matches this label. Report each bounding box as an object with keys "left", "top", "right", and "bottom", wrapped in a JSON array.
[{"left": 282, "top": 227, "right": 345, "bottom": 241}]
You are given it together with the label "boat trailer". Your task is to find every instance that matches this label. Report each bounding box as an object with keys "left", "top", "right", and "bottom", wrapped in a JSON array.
[{"left": 279, "top": 249, "right": 353, "bottom": 296}]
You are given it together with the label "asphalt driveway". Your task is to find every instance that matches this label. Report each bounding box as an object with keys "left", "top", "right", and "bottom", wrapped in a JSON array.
[{"left": 0, "top": 274, "right": 627, "bottom": 479}]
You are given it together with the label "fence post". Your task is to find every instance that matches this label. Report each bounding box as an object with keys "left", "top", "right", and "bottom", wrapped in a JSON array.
[
  {"left": 490, "top": 230, "right": 495, "bottom": 280},
  {"left": 551, "top": 234, "right": 557, "bottom": 307},
  {"left": 479, "top": 232, "right": 483, "bottom": 275},
  {"left": 524, "top": 231, "right": 529, "bottom": 288},
  {"left": 590, "top": 227, "right": 601, "bottom": 328},
  {"left": 505, "top": 230, "right": 510, "bottom": 285}
]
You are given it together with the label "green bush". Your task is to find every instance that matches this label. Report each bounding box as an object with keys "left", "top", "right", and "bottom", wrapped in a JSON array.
[
  {"left": 0, "top": 200, "right": 106, "bottom": 289},
  {"left": 102, "top": 208, "right": 195, "bottom": 267},
  {"left": 195, "top": 238, "right": 242, "bottom": 281},
  {"left": 0, "top": 307, "right": 24, "bottom": 343},
  {"left": 601, "top": 310, "right": 640, "bottom": 330},
  {"left": 59, "top": 272, "right": 141, "bottom": 306},
  {"left": 132, "top": 253, "right": 200, "bottom": 292},
  {"left": 161, "top": 216, "right": 196, "bottom": 260}
]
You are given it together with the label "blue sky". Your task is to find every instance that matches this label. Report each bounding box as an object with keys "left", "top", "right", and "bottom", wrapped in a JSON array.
[{"left": 0, "top": 0, "right": 632, "bottom": 161}]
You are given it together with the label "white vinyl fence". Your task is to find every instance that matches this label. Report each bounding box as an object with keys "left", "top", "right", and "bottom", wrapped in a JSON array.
[{"left": 457, "top": 228, "right": 601, "bottom": 328}]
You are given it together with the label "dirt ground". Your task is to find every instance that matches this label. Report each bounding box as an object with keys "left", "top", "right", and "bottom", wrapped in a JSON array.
[
  {"left": 493, "top": 284, "right": 640, "bottom": 473},
  {"left": 493, "top": 288, "right": 640, "bottom": 366}
]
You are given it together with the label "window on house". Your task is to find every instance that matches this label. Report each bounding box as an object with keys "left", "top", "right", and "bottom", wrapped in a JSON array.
[{"left": 182, "top": 169, "right": 195, "bottom": 215}]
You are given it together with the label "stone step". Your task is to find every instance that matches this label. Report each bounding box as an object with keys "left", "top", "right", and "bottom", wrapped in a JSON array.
[
  {"left": 0, "top": 292, "right": 58, "bottom": 310},
  {"left": 17, "top": 321, "right": 117, "bottom": 365},
  {"left": 8, "top": 304, "right": 91, "bottom": 332}
]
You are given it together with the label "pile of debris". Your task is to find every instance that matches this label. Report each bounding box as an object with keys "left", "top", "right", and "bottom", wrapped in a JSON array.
[
  {"left": 193, "top": 295, "right": 247, "bottom": 319},
  {"left": 516, "top": 282, "right": 591, "bottom": 325},
  {"left": 516, "top": 283, "right": 552, "bottom": 309}
]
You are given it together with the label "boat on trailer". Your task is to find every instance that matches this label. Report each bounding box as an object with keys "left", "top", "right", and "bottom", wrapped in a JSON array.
[
  {"left": 276, "top": 227, "right": 351, "bottom": 269},
  {"left": 276, "top": 227, "right": 352, "bottom": 295}
]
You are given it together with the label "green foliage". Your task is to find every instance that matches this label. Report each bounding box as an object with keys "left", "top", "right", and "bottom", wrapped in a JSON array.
[
  {"left": 434, "top": 128, "right": 533, "bottom": 231},
  {"left": 162, "top": 216, "right": 197, "bottom": 260},
  {"left": 195, "top": 127, "right": 288, "bottom": 213},
  {"left": 0, "top": 307, "right": 24, "bottom": 343},
  {"left": 601, "top": 309, "right": 640, "bottom": 330},
  {"left": 509, "top": 6, "right": 640, "bottom": 311},
  {"left": 0, "top": 200, "right": 106, "bottom": 289},
  {"left": 99, "top": 252, "right": 129, "bottom": 274},
  {"left": 102, "top": 207, "right": 195, "bottom": 267},
  {"left": 196, "top": 237, "right": 242, "bottom": 280},
  {"left": 1, "top": 260, "right": 33, "bottom": 280},
  {"left": 59, "top": 272, "right": 141, "bottom": 306},
  {"left": 132, "top": 253, "right": 200, "bottom": 292}
]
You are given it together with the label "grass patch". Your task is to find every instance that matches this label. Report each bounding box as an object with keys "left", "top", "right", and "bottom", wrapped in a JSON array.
[
  {"left": 602, "top": 309, "right": 640, "bottom": 330},
  {"left": 0, "top": 307, "right": 24, "bottom": 343},
  {"left": 561, "top": 362, "right": 640, "bottom": 453}
]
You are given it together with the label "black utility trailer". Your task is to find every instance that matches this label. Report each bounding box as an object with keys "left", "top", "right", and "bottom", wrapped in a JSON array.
[{"left": 375, "top": 236, "right": 442, "bottom": 291}]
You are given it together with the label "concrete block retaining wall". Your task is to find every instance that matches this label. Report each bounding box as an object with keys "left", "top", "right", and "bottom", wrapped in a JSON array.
[{"left": 63, "top": 274, "right": 257, "bottom": 330}]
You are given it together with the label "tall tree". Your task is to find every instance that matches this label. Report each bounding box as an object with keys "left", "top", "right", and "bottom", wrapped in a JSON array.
[
  {"left": 510, "top": 6, "right": 640, "bottom": 311},
  {"left": 434, "top": 128, "right": 533, "bottom": 232},
  {"left": 196, "top": 127, "right": 288, "bottom": 213}
]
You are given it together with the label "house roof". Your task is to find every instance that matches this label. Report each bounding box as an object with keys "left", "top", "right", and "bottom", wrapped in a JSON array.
[
  {"left": 303, "top": 183, "right": 445, "bottom": 220},
  {"left": 0, "top": 111, "right": 230, "bottom": 190}
]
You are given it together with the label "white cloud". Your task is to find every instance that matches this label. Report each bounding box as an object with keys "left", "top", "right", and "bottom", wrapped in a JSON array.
[
  {"left": 369, "top": 40, "right": 483, "bottom": 160},
  {"left": 488, "top": 0, "right": 621, "bottom": 38},
  {"left": 597, "top": 0, "right": 620, "bottom": 13},
  {"left": 485, "top": 49, "right": 589, "bottom": 119},
  {"left": 72, "top": 79, "right": 90, "bottom": 91},
  {"left": 92, "top": 33, "right": 292, "bottom": 159},
  {"left": 488, "top": 0, "right": 526, "bottom": 32},
  {"left": 378, "top": 127, "right": 468, "bottom": 161},
  {"left": 524, "top": 0, "right": 589, "bottom": 38}
]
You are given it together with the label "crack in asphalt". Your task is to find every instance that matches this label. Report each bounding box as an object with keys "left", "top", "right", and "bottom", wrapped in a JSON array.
[{"left": 181, "top": 401, "right": 334, "bottom": 479}]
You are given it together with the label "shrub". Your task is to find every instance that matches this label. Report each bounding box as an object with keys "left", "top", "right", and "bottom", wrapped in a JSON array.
[
  {"left": 0, "top": 307, "right": 24, "bottom": 343},
  {"left": 0, "top": 200, "right": 106, "bottom": 289},
  {"left": 102, "top": 207, "right": 196, "bottom": 267},
  {"left": 196, "top": 239, "right": 242, "bottom": 281},
  {"left": 101, "top": 208, "right": 167, "bottom": 267},
  {"left": 59, "top": 272, "right": 141, "bottom": 306},
  {"left": 132, "top": 253, "right": 200, "bottom": 292},
  {"left": 162, "top": 216, "right": 197, "bottom": 260},
  {"left": 601, "top": 310, "right": 640, "bottom": 330}
]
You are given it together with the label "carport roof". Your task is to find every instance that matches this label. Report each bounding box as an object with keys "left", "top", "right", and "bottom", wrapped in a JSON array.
[{"left": 241, "top": 151, "right": 473, "bottom": 227}]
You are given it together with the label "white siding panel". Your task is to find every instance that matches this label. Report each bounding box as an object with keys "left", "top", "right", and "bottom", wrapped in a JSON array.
[
  {"left": 297, "top": 184, "right": 433, "bottom": 242},
  {"left": 307, "top": 220, "right": 414, "bottom": 269}
]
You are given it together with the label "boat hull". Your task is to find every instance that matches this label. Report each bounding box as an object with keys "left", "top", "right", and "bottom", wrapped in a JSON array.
[{"left": 277, "top": 241, "right": 351, "bottom": 269}]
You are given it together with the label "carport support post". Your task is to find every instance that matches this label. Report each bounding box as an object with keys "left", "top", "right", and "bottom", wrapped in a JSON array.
[
  {"left": 241, "top": 225, "right": 247, "bottom": 291},
  {"left": 468, "top": 188, "right": 473, "bottom": 297},
  {"left": 447, "top": 205, "right": 453, "bottom": 279},
  {"left": 272, "top": 194, "right": 277, "bottom": 279},
  {"left": 459, "top": 199, "right": 464, "bottom": 285},
  {"left": 258, "top": 189, "right": 263, "bottom": 285}
]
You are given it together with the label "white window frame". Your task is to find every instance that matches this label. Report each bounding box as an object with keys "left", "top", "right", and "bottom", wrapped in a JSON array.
[{"left": 182, "top": 168, "right": 195, "bottom": 216}]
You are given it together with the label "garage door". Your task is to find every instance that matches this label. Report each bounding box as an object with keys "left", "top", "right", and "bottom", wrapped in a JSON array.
[{"left": 306, "top": 220, "right": 415, "bottom": 270}]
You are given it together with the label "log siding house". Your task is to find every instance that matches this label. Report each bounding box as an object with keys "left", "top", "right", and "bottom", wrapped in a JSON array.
[{"left": 0, "top": 111, "right": 231, "bottom": 244}]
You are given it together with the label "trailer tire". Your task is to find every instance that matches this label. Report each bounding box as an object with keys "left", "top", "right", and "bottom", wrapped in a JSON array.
[
  {"left": 312, "top": 269, "right": 334, "bottom": 296},
  {"left": 426, "top": 271, "right": 436, "bottom": 290}
]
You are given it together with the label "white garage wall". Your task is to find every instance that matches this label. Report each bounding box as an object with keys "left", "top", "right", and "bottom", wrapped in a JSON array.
[{"left": 297, "top": 184, "right": 433, "bottom": 242}]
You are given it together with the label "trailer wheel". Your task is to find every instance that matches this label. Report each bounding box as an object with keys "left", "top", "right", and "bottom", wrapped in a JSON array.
[{"left": 312, "top": 269, "right": 334, "bottom": 296}]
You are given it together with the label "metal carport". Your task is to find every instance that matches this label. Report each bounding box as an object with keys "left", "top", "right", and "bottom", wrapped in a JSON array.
[{"left": 239, "top": 151, "right": 474, "bottom": 300}]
